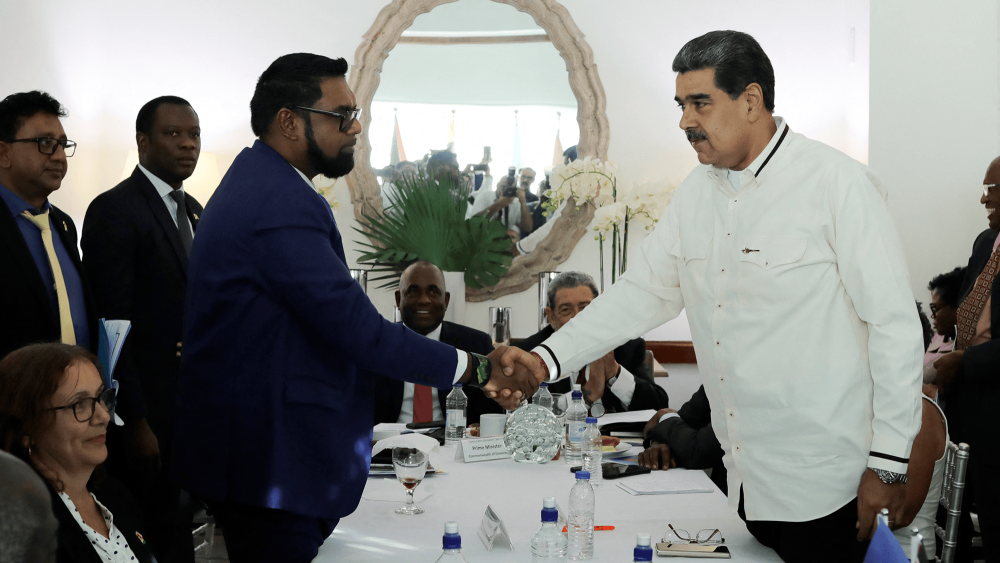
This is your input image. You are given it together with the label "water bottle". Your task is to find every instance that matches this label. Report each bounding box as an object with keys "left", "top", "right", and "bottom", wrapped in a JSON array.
[
  {"left": 531, "top": 497, "right": 568, "bottom": 561},
  {"left": 564, "top": 390, "right": 587, "bottom": 464},
  {"left": 634, "top": 533, "right": 653, "bottom": 562},
  {"left": 581, "top": 417, "right": 603, "bottom": 487},
  {"left": 533, "top": 382, "right": 554, "bottom": 411},
  {"left": 434, "top": 521, "right": 469, "bottom": 562},
  {"left": 445, "top": 384, "right": 468, "bottom": 445},
  {"left": 567, "top": 471, "right": 595, "bottom": 560}
]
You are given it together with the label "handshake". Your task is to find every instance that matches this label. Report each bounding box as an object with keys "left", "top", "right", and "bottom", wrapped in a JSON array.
[{"left": 461, "top": 346, "right": 548, "bottom": 410}]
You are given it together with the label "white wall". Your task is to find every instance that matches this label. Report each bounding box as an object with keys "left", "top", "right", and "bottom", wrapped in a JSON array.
[
  {"left": 870, "top": 0, "right": 1000, "bottom": 305},
  {"left": 1, "top": 0, "right": 882, "bottom": 340}
]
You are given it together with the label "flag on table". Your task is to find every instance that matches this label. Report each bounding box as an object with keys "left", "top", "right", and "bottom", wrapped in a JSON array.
[
  {"left": 864, "top": 520, "right": 909, "bottom": 563},
  {"left": 390, "top": 111, "right": 406, "bottom": 165}
]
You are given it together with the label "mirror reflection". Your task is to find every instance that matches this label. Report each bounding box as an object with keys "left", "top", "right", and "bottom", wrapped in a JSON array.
[{"left": 367, "top": 0, "right": 579, "bottom": 248}]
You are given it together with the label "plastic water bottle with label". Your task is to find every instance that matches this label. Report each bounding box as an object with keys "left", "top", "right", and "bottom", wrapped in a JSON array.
[
  {"left": 531, "top": 497, "right": 568, "bottom": 561},
  {"left": 581, "top": 417, "right": 603, "bottom": 487},
  {"left": 563, "top": 389, "right": 587, "bottom": 464},
  {"left": 445, "top": 383, "right": 467, "bottom": 445},
  {"left": 567, "top": 470, "right": 595, "bottom": 560},
  {"left": 532, "top": 381, "right": 554, "bottom": 411},
  {"left": 434, "top": 521, "right": 469, "bottom": 562}
]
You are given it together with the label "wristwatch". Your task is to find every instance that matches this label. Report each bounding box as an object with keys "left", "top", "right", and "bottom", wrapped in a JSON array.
[{"left": 871, "top": 468, "right": 908, "bottom": 485}]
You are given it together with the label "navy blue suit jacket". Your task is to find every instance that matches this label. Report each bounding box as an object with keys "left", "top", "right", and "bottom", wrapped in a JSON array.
[{"left": 172, "top": 141, "right": 458, "bottom": 520}]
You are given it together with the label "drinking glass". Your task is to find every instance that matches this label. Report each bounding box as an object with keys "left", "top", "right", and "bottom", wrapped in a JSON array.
[{"left": 392, "top": 447, "right": 428, "bottom": 515}]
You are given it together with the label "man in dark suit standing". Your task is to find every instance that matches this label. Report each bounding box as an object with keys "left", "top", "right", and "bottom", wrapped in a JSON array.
[
  {"left": 171, "top": 53, "right": 542, "bottom": 563},
  {"left": 516, "top": 271, "right": 669, "bottom": 414},
  {"left": 934, "top": 156, "right": 1000, "bottom": 563},
  {"left": 0, "top": 91, "right": 95, "bottom": 358},
  {"left": 373, "top": 261, "right": 503, "bottom": 425},
  {"left": 81, "top": 96, "right": 203, "bottom": 563}
]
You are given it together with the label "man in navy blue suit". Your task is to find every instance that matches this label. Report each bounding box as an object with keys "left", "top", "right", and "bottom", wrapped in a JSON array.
[{"left": 172, "top": 53, "right": 544, "bottom": 562}]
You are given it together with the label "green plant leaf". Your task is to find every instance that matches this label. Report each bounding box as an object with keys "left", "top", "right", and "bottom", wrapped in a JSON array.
[{"left": 352, "top": 175, "right": 512, "bottom": 289}]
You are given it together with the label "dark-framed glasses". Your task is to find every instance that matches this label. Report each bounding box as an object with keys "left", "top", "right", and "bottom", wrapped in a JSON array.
[
  {"left": 7, "top": 137, "right": 77, "bottom": 157},
  {"left": 663, "top": 524, "right": 725, "bottom": 545},
  {"left": 50, "top": 387, "right": 116, "bottom": 422},
  {"left": 984, "top": 184, "right": 998, "bottom": 198},
  {"left": 290, "top": 105, "right": 362, "bottom": 133}
]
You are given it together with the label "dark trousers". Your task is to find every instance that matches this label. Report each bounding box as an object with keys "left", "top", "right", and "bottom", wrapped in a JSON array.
[
  {"left": 738, "top": 488, "right": 868, "bottom": 563},
  {"left": 107, "top": 426, "right": 195, "bottom": 563},
  {"left": 207, "top": 500, "right": 339, "bottom": 563},
  {"left": 972, "top": 439, "right": 1000, "bottom": 563}
]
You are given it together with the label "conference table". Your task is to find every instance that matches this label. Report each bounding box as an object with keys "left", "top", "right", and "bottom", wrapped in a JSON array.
[{"left": 315, "top": 441, "right": 782, "bottom": 562}]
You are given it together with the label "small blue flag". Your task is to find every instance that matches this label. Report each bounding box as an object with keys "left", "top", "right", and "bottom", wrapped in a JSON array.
[{"left": 864, "top": 519, "right": 909, "bottom": 563}]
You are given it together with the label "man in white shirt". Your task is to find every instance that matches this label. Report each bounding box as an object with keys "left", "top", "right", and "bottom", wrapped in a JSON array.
[
  {"left": 466, "top": 167, "right": 533, "bottom": 234},
  {"left": 528, "top": 31, "right": 922, "bottom": 562}
]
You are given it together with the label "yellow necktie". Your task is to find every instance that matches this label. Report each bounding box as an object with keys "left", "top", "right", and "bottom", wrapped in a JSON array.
[{"left": 21, "top": 210, "right": 76, "bottom": 345}]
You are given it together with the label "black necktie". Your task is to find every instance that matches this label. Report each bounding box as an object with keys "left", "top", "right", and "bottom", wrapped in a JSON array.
[{"left": 168, "top": 190, "right": 194, "bottom": 256}]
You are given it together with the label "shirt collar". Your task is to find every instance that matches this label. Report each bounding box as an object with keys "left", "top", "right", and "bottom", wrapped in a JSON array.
[
  {"left": 291, "top": 165, "right": 316, "bottom": 191},
  {"left": 426, "top": 323, "right": 443, "bottom": 342},
  {"left": 712, "top": 116, "right": 788, "bottom": 179},
  {"left": 137, "top": 163, "right": 185, "bottom": 199},
  {"left": 0, "top": 182, "right": 50, "bottom": 217}
]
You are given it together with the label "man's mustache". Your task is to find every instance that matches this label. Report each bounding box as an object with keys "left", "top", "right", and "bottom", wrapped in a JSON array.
[{"left": 686, "top": 129, "right": 708, "bottom": 142}]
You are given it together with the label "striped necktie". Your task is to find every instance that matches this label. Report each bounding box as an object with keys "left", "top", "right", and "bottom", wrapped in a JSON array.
[
  {"left": 956, "top": 243, "right": 1000, "bottom": 350},
  {"left": 21, "top": 209, "right": 76, "bottom": 345}
]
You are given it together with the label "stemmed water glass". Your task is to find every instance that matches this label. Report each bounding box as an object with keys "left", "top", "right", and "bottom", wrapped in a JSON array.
[{"left": 392, "top": 447, "right": 428, "bottom": 515}]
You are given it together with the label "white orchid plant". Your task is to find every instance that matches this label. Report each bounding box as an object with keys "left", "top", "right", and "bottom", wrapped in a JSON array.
[
  {"left": 314, "top": 175, "right": 341, "bottom": 211},
  {"left": 545, "top": 158, "right": 676, "bottom": 290}
]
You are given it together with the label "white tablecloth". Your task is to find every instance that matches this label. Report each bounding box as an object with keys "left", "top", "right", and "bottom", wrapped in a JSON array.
[{"left": 315, "top": 444, "right": 782, "bottom": 562}]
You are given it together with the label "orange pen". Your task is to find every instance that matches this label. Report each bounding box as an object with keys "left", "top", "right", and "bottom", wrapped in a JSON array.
[{"left": 562, "top": 526, "right": 615, "bottom": 532}]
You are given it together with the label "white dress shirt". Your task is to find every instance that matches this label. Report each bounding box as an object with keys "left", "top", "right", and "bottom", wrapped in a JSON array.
[
  {"left": 137, "top": 163, "right": 194, "bottom": 234},
  {"left": 533, "top": 117, "right": 923, "bottom": 522},
  {"left": 57, "top": 492, "right": 139, "bottom": 563},
  {"left": 466, "top": 174, "right": 522, "bottom": 231},
  {"left": 397, "top": 323, "right": 446, "bottom": 423}
]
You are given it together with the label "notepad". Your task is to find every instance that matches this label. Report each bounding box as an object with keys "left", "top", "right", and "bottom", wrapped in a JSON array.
[{"left": 616, "top": 471, "right": 715, "bottom": 495}]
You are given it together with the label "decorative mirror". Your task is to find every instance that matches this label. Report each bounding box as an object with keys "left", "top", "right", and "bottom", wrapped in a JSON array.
[{"left": 347, "top": 0, "right": 609, "bottom": 301}]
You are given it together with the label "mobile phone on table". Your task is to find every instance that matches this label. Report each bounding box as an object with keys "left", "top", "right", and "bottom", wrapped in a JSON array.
[
  {"left": 602, "top": 462, "right": 651, "bottom": 479},
  {"left": 569, "top": 462, "right": 652, "bottom": 479},
  {"left": 405, "top": 420, "right": 445, "bottom": 429}
]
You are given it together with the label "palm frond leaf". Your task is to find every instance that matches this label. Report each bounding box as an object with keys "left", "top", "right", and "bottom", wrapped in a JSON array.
[{"left": 353, "top": 175, "right": 512, "bottom": 289}]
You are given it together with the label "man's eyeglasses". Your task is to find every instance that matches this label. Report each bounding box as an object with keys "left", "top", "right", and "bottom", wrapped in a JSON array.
[
  {"left": 7, "top": 137, "right": 77, "bottom": 157},
  {"left": 984, "top": 184, "right": 998, "bottom": 198},
  {"left": 663, "top": 524, "right": 725, "bottom": 545},
  {"left": 50, "top": 388, "right": 116, "bottom": 422},
  {"left": 290, "top": 106, "right": 362, "bottom": 133}
]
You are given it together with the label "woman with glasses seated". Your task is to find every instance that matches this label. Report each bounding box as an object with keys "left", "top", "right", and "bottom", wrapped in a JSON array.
[{"left": 0, "top": 343, "right": 154, "bottom": 563}]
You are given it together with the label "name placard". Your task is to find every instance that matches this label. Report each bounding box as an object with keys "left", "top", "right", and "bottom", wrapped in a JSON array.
[{"left": 454, "top": 436, "right": 509, "bottom": 463}]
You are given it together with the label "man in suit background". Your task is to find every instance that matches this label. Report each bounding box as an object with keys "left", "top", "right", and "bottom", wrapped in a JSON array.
[
  {"left": 515, "top": 271, "right": 669, "bottom": 415},
  {"left": 81, "top": 96, "right": 203, "bottom": 563},
  {"left": 373, "top": 261, "right": 503, "bottom": 425},
  {"left": 0, "top": 91, "right": 95, "bottom": 358},
  {"left": 934, "top": 156, "right": 1000, "bottom": 562},
  {"left": 171, "top": 53, "right": 542, "bottom": 562}
]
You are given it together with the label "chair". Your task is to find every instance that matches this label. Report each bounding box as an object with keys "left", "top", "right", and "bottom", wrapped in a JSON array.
[
  {"left": 934, "top": 441, "right": 970, "bottom": 563},
  {"left": 192, "top": 507, "right": 216, "bottom": 554}
]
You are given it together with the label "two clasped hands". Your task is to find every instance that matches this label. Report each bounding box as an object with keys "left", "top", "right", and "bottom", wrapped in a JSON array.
[{"left": 459, "top": 347, "right": 546, "bottom": 410}]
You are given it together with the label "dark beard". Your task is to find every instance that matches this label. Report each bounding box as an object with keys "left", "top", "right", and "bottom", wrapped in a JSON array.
[{"left": 304, "top": 116, "right": 355, "bottom": 179}]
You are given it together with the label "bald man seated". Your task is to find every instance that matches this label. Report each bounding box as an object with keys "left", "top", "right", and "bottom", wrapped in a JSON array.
[{"left": 372, "top": 261, "right": 503, "bottom": 425}]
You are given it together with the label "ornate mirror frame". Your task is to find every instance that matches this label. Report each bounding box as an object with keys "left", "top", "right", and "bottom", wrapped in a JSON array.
[{"left": 346, "top": 0, "right": 609, "bottom": 301}]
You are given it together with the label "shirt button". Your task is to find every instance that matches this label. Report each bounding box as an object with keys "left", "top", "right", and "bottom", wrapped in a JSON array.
[
  {"left": 717, "top": 304, "right": 722, "bottom": 308},
  {"left": 734, "top": 199, "right": 738, "bottom": 203},
  {"left": 716, "top": 341, "right": 721, "bottom": 346},
  {"left": 729, "top": 412, "right": 733, "bottom": 417},
  {"left": 727, "top": 232, "right": 731, "bottom": 236},
  {"left": 721, "top": 268, "right": 725, "bottom": 273}
]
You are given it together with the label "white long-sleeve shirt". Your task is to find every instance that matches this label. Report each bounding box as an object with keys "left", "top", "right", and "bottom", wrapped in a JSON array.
[{"left": 533, "top": 117, "right": 923, "bottom": 522}]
